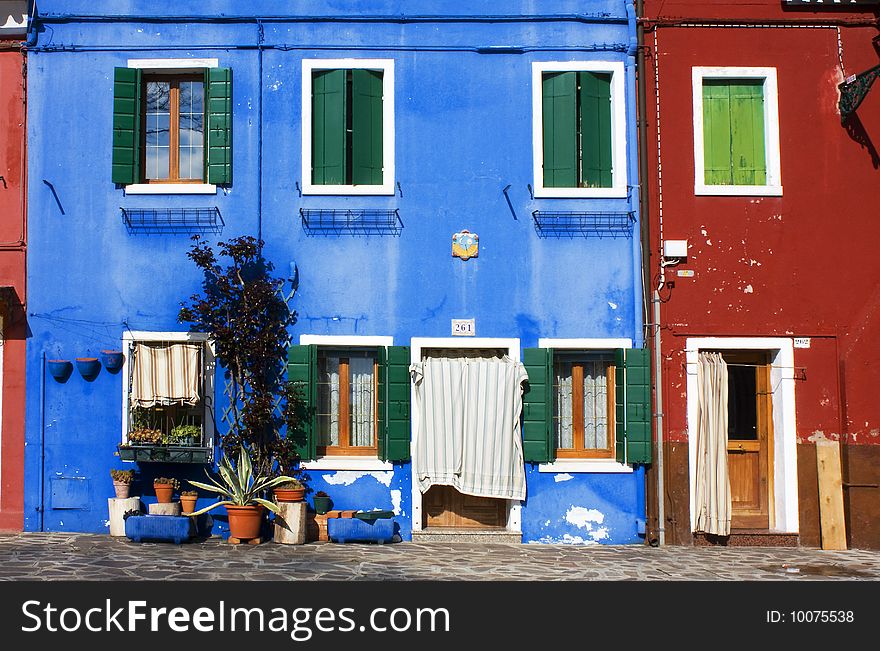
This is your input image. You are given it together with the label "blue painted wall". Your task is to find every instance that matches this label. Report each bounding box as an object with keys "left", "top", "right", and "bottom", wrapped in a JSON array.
[{"left": 25, "top": 0, "right": 645, "bottom": 543}]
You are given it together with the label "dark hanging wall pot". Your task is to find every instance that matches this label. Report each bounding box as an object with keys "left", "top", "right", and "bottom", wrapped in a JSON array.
[
  {"left": 76, "top": 357, "right": 101, "bottom": 380},
  {"left": 47, "top": 359, "right": 73, "bottom": 382},
  {"left": 101, "top": 350, "right": 125, "bottom": 373}
]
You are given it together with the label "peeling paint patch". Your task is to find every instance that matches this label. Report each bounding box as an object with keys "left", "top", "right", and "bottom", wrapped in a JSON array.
[
  {"left": 530, "top": 534, "right": 600, "bottom": 546},
  {"left": 324, "top": 471, "right": 393, "bottom": 487},
  {"left": 554, "top": 473, "right": 574, "bottom": 483},
  {"left": 589, "top": 527, "right": 609, "bottom": 541},
  {"left": 390, "top": 489, "right": 402, "bottom": 515},
  {"left": 743, "top": 285, "right": 753, "bottom": 294},
  {"left": 270, "top": 80, "right": 283, "bottom": 91},
  {"left": 565, "top": 506, "right": 604, "bottom": 528},
  {"left": 607, "top": 301, "right": 618, "bottom": 310}
]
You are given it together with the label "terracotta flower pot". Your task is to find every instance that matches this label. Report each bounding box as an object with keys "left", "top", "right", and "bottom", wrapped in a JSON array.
[
  {"left": 226, "top": 504, "right": 264, "bottom": 540},
  {"left": 113, "top": 481, "right": 131, "bottom": 499},
  {"left": 154, "top": 483, "right": 174, "bottom": 503},
  {"left": 180, "top": 495, "right": 198, "bottom": 515},
  {"left": 273, "top": 488, "right": 306, "bottom": 502}
]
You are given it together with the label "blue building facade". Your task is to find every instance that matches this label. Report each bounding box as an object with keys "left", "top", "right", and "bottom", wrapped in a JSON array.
[{"left": 24, "top": 1, "right": 647, "bottom": 544}]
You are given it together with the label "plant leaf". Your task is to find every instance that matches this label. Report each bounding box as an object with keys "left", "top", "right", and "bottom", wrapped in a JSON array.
[
  {"left": 185, "top": 500, "right": 231, "bottom": 517},
  {"left": 253, "top": 497, "right": 281, "bottom": 514},
  {"left": 187, "top": 479, "right": 233, "bottom": 498}
]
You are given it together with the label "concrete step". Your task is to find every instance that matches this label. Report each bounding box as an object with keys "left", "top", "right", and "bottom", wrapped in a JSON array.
[
  {"left": 694, "top": 530, "right": 800, "bottom": 547},
  {"left": 411, "top": 528, "right": 522, "bottom": 544}
]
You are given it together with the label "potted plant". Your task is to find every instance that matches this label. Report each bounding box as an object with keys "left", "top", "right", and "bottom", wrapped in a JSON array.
[
  {"left": 165, "top": 424, "right": 202, "bottom": 447},
  {"left": 153, "top": 477, "right": 179, "bottom": 503},
  {"left": 312, "top": 490, "right": 332, "bottom": 515},
  {"left": 180, "top": 490, "right": 199, "bottom": 515},
  {"left": 273, "top": 479, "right": 305, "bottom": 503},
  {"left": 128, "top": 428, "right": 163, "bottom": 446},
  {"left": 110, "top": 469, "right": 135, "bottom": 499},
  {"left": 187, "top": 446, "right": 297, "bottom": 541}
]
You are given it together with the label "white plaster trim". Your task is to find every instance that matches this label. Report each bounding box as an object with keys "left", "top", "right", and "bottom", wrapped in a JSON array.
[
  {"left": 299, "top": 334, "right": 394, "bottom": 347},
  {"left": 692, "top": 67, "right": 782, "bottom": 196},
  {"left": 120, "top": 331, "right": 215, "bottom": 448},
  {"left": 538, "top": 337, "right": 632, "bottom": 350},
  {"left": 127, "top": 58, "right": 219, "bottom": 71},
  {"left": 539, "top": 460, "right": 633, "bottom": 474},
  {"left": 531, "top": 61, "right": 628, "bottom": 199},
  {"left": 685, "top": 337, "right": 798, "bottom": 534},
  {"left": 301, "top": 58, "right": 396, "bottom": 196},
  {"left": 409, "top": 337, "right": 522, "bottom": 533},
  {"left": 123, "top": 184, "right": 217, "bottom": 195},
  {"left": 302, "top": 457, "right": 393, "bottom": 471}
]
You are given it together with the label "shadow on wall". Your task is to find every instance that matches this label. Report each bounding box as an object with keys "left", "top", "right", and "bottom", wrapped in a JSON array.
[{"left": 844, "top": 113, "right": 880, "bottom": 169}]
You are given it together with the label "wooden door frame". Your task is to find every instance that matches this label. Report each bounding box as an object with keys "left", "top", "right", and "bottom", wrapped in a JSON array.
[
  {"left": 685, "top": 337, "right": 799, "bottom": 534},
  {"left": 409, "top": 338, "right": 522, "bottom": 534}
]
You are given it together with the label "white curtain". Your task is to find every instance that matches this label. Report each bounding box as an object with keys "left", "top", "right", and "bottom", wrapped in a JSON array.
[
  {"left": 583, "top": 361, "right": 608, "bottom": 450},
  {"left": 694, "top": 351, "right": 731, "bottom": 536},
  {"left": 130, "top": 342, "right": 201, "bottom": 407},
  {"left": 411, "top": 356, "right": 528, "bottom": 501},
  {"left": 319, "top": 357, "right": 340, "bottom": 446},
  {"left": 555, "top": 364, "right": 574, "bottom": 448},
  {"left": 349, "top": 356, "right": 374, "bottom": 447}
]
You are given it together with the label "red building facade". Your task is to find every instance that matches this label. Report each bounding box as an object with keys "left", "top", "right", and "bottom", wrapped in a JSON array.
[
  {"left": 0, "top": 3, "right": 27, "bottom": 531},
  {"left": 640, "top": 1, "right": 880, "bottom": 548}
]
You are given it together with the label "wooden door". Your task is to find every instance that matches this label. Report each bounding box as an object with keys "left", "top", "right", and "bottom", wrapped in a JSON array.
[
  {"left": 723, "top": 352, "right": 773, "bottom": 529},
  {"left": 423, "top": 485, "right": 507, "bottom": 529}
]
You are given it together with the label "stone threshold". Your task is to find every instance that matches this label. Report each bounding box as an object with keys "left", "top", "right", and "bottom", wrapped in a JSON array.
[
  {"left": 411, "top": 528, "right": 522, "bottom": 544},
  {"left": 693, "top": 530, "right": 800, "bottom": 547}
]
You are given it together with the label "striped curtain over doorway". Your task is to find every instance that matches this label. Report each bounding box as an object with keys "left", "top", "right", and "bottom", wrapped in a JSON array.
[{"left": 694, "top": 351, "right": 731, "bottom": 536}]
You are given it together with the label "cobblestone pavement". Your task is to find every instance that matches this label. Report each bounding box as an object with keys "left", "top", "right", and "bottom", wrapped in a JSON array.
[{"left": 1, "top": 532, "right": 880, "bottom": 581}]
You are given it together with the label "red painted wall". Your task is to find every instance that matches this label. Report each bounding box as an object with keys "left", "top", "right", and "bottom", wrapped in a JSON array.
[
  {"left": 0, "top": 43, "right": 27, "bottom": 530},
  {"left": 642, "top": 1, "right": 880, "bottom": 449}
]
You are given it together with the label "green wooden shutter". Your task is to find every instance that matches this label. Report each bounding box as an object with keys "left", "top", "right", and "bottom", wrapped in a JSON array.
[
  {"left": 615, "top": 348, "right": 652, "bottom": 465},
  {"left": 542, "top": 72, "right": 578, "bottom": 188},
  {"left": 312, "top": 69, "right": 347, "bottom": 185},
  {"left": 380, "top": 346, "right": 411, "bottom": 462},
  {"left": 351, "top": 69, "right": 384, "bottom": 186},
  {"left": 287, "top": 344, "right": 317, "bottom": 461},
  {"left": 206, "top": 67, "right": 233, "bottom": 185},
  {"left": 730, "top": 81, "right": 766, "bottom": 185},
  {"left": 702, "top": 81, "right": 733, "bottom": 185},
  {"left": 579, "top": 71, "right": 613, "bottom": 188},
  {"left": 112, "top": 67, "right": 142, "bottom": 185},
  {"left": 522, "top": 348, "right": 554, "bottom": 463}
]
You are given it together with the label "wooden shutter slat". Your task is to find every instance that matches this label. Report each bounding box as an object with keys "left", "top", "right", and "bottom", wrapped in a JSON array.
[
  {"left": 112, "top": 67, "right": 142, "bottom": 185},
  {"left": 522, "top": 348, "right": 554, "bottom": 463},
  {"left": 703, "top": 81, "right": 733, "bottom": 185},
  {"left": 382, "top": 346, "right": 411, "bottom": 462},
  {"left": 542, "top": 72, "right": 578, "bottom": 188},
  {"left": 730, "top": 81, "right": 766, "bottom": 185},
  {"left": 351, "top": 69, "right": 384, "bottom": 186},
  {"left": 206, "top": 67, "right": 233, "bottom": 185},
  {"left": 312, "top": 69, "right": 347, "bottom": 185},
  {"left": 579, "top": 71, "right": 613, "bottom": 188},
  {"left": 615, "top": 348, "right": 652, "bottom": 464}
]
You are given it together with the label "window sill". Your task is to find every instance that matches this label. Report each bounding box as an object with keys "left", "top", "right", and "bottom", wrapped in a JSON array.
[
  {"left": 301, "top": 183, "right": 395, "bottom": 196},
  {"left": 694, "top": 184, "right": 783, "bottom": 197},
  {"left": 532, "top": 186, "right": 628, "bottom": 199},
  {"left": 538, "top": 459, "right": 633, "bottom": 474},
  {"left": 301, "top": 457, "right": 392, "bottom": 471},
  {"left": 124, "top": 183, "right": 218, "bottom": 195}
]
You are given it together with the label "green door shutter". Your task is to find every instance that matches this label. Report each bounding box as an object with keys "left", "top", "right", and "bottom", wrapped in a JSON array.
[
  {"left": 312, "top": 69, "right": 347, "bottom": 185},
  {"left": 615, "top": 348, "right": 652, "bottom": 465},
  {"left": 522, "top": 348, "right": 554, "bottom": 463},
  {"left": 379, "top": 346, "right": 411, "bottom": 462},
  {"left": 729, "top": 81, "right": 766, "bottom": 185},
  {"left": 702, "top": 81, "right": 733, "bottom": 185},
  {"left": 206, "top": 67, "right": 233, "bottom": 185},
  {"left": 112, "top": 67, "right": 142, "bottom": 185},
  {"left": 287, "top": 344, "right": 317, "bottom": 461},
  {"left": 579, "top": 71, "right": 613, "bottom": 188},
  {"left": 351, "top": 69, "right": 384, "bottom": 186},
  {"left": 542, "top": 72, "right": 578, "bottom": 188}
]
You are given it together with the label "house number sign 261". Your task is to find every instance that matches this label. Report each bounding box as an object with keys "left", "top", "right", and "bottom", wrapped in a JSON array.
[{"left": 452, "top": 319, "right": 475, "bottom": 336}]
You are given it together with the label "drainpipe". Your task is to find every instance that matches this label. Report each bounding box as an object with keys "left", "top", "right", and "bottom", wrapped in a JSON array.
[
  {"left": 257, "top": 20, "right": 264, "bottom": 244},
  {"left": 636, "top": 0, "right": 665, "bottom": 546},
  {"left": 39, "top": 352, "right": 45, "bottom": 531}
]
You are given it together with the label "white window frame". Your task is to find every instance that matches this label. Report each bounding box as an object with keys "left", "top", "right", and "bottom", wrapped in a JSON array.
[
  {"left": 537, "top": 338, "right": 634, "bottom": 474},
  {"left": 531, "top": 61, "right": 628, "bottom": 199},
  {"left": 301, "top": 59, "right": 396, "bottom": 196},
  {"left": 692, "top": 67, "right": 782, "bottom": 196},
  {"left": 685, "top": 337, "right": 798, "bottom": 533},
  {"left": 298, "top": 334, "right": 394, "bottom": 471},
  {"left": 120, "top": 331, "right": 216, "bottom": 448},
  {"left": 409, "top": 338, "right": 522, "bottom": 534},
  {"left": 122, "top": 58, "right": 220, "bottom": 195}
]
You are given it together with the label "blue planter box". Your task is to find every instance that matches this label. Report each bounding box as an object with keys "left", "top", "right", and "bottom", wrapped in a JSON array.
[
  {"left": 125, "top": 515, "right": 193, "bottom": 544},
  {"left": 327, "top": 517, "right": 394, "bottom": 544}
]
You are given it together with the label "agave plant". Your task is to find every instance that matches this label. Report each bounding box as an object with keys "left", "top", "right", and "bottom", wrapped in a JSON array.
[{"left": 186, "top": 446, "right": 297, "bottom": 516}]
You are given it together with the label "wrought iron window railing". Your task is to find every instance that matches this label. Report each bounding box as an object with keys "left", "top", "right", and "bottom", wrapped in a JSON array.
[
  {"left": 531, "top": 210, "right": 635, "bottom": 238},
  {"left": 121, "top": 207, "right": 224, "bottom": 235},
  {"left": 299, "top": 208, "right": 402, "bottom": 235}
]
